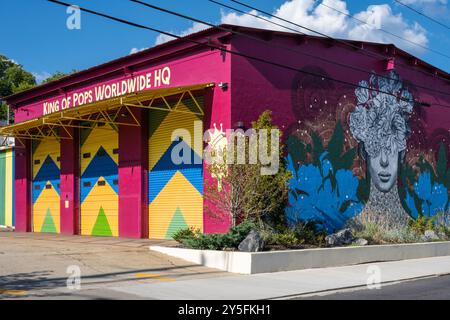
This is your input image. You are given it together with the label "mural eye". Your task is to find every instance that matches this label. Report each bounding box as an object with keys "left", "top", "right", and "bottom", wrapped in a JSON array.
[
  {"left": 113, "top": 148, "right": 119, "bottom": 155},
  {"left": 83, "top": 153, "right": 91, "bottom": 159},
  {"left": 98, "top": 150, "right": 106, "bottom": 157},
  {"left": 34, "top": 160, "right": 40, "bottom": 165},
  {"left": 45, "top": 185, "right": 52, "bottom": 190},
  {"left": 83, "top": 182, "right": 91, "bottom": 188},
  {"left": 98, "top": 181, "right": 106, "bottom": 187}
]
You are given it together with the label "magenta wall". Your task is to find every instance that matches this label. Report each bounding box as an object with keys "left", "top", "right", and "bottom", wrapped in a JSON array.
[
  {"left": 60, "top": 127, "right": 79, "bottom": 235},
  {"left": 10, "top": 35, "right": 233, "bottom": 237},
  {"left": 230, "top": 34, "right": 450, "bottom": 142},
  {"left": 14, "top": 141, "right": 31, "bottom": 232},
  {"left": 118, "top": 109, "right": 148, "bottom": 238},
  {"left": 203, "top": 86, "right": 232, "bottom": 234}
]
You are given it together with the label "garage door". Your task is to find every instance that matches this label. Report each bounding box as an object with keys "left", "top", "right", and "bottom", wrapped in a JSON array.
[
  {"left": 32, "top": 138, "right": 60, "bottom": 233},
  {"left": 80, "top": 123, "right": 119, "bottom": 236},
  {"left": 148, "top": 95, "right": 204, "bottom": 239},
  {"left": 0, "top": 149, "right": 14, "bottom": 228}
]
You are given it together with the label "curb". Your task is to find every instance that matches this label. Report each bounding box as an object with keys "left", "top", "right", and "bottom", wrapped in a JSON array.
[{"left": 150, "top": 241, "right": 450, "bottom": 274}]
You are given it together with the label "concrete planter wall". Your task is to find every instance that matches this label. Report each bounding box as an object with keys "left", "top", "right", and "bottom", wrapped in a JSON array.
[{"left": 150, "top": 241, "right": 450, "bottom": 274}]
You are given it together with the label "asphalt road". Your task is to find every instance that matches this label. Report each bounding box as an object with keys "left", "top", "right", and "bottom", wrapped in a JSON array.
[{"left": 297, "top": 275, "right": 450, "bottom": 300}]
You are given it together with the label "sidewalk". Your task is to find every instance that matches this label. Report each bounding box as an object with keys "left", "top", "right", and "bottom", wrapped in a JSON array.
[{"left": 110, "top": 255, "right": 450, "bottom": 299}]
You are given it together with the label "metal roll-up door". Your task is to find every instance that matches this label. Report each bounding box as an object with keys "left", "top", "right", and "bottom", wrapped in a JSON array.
[
  {"left": 0, "top": 149, "right": 14, "bottom": 228},
  {"left": 32, "top": 138, "right": 61, "bottom": 233},
  {"left": 80, "top": 123, "right": 119, "bottom": 237},
  {"left": 148, "top": 95, "right": 204, "bottom": 239}
]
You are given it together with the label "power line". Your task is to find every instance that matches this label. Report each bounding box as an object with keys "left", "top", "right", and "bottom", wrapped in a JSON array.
[
  {"left": 131, "top": 0, "right": 450, "bottom": 99},
  {"left": 209, "top": 0, "right": 450, "bottom": 99},
  {"left": 394, "top": 0, "right": 450, "bottom": 30},
  {"left": 45, "top": 0, "right": 450, "bottom": 109},
  {"left": 316, "top": 0, "right": 450, "bottom": 60},
  {"left": 227, "top": 0, "right": 450, "bottom": 84}
]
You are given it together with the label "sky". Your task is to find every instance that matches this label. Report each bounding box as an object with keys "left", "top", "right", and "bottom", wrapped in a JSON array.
[{"left": 0, "top": 0, "right": 449, "bottom": 83}]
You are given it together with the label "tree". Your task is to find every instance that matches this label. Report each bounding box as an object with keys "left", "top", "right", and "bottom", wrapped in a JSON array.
[
  {"left": 0, "top": 54, "right": 36, "bottom": 121},
  {"left": 42, "top": 70, "right": 77, "bottom": 84},
  {"left": 204, "top": 110, "right": 291, "bottom": 228}
]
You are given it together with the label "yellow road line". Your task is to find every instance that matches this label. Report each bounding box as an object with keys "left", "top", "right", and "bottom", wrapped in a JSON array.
[
  {"left": 135, "top": 273, "right": 176, "bottom": 281},
  {"left": 0, "top": 289, "right": 28, "bottom": 296}
]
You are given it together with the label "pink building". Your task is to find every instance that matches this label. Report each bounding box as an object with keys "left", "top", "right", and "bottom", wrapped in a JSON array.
[{"left": 2, "top": 25, "right": 449, "bottom": 238}]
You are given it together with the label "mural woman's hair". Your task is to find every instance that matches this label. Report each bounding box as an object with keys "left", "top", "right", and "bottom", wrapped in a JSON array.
[{"left": 349, "top": 71, "right": 413, "bottom": 158}]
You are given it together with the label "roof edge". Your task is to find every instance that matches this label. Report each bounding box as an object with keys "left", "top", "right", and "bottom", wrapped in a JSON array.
[{"left": 4, "top": 24, "right": 449, "bottom": 105}]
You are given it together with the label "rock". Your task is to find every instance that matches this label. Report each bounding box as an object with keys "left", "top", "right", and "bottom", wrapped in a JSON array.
[
  {"left": 353, "top": 238, "right": 368, "bottom": 246},
  {"left": 421, "top": 230, "right": 440, "bottom": 242},
  {"left": 325, "top": 228, "right": 355, "bottom": 246},
  {"left": 238, "top": 230, "right": 265, "bottom": 252},
  {"left": 437, "top": 231, "right": 448, "bottom": 240}
]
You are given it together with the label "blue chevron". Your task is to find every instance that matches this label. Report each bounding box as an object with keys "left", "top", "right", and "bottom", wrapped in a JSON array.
[
  {"left": 33, "top": 155, "right": 60, "bottom": 203},
  {"left": 81, "top": 146, "right": 118, "bottom": 203},
  {"left": 148, "top": 140, "right": 203, "bottom": 204},
  {"left": 149, "top": 168, "right": 203, "bottom": 204},
  {"left": 152, "top": 140, "right": 203, "bottom": 172}
]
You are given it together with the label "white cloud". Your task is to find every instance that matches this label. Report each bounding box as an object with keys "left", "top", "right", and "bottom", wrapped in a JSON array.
[
  {"left": 349, "top": 4, "right": 428, "bottom": 50},
  {"left": 223, "top": 0, "right": 428, "bottom": 52},
  {"left": 32, "top": 71, "right": 51, "bottom": 84},
  {"left": 130, "top": 47, "right": 147, "bottom": 54},
  {"left": 222, "top": 0, "right": 350, "bottom": 37},
  {"left": 154, "top": 0, "right": 430, "bottom": 54},
  {"left": 155, "top": 22, "right": 209, "bottom": 45}
]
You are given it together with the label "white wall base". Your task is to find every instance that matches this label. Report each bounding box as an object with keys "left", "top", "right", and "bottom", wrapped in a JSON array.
[{"left": 150, "top": 241, "right": 450, "bottom": 274}]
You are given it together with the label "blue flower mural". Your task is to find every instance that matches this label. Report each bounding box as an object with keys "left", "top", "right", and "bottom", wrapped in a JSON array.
[
  {"left": 405, "top": 171, "right": 448, "bottom": 218},
  {"left": 285, "top": 107, "right": 449, "bottom": 233},
  {"left": 286, "top": 152, "right": 363, "bottom": 233},
  {"left": 401, "top": 143, "right": 450, "bottom": 220},
  {"left": 287, "top": 69, "right": 450, "bottom": 232}
]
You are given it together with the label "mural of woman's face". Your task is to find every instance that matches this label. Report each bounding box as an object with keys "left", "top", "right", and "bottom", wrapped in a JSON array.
[{"left": 368, "top": 147, "right": 399, "bottom": 193}]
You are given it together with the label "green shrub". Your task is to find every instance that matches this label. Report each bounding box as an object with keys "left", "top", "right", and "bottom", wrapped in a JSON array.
[
  {"left": 181, "top": 220, "right": 257, "bottom": 250},
  {"left": 182, "top": 232, "right": 227, "bottom": 250},
  {"left": 352, "top": 221, "right": 423, "bottom": 244},
  {"left": 353, "top": 222, "right": 380, "bottom": 243},
  {"left": 408, "top": 215, "right": 435, "bottom": 235},
  {"left": 172, "top": 227, "right": 196, "bottom": 243},
  {"left": 271, "top": 232, "right": 299, "bottom": 247},
  {"left": 292, "top": 221, "right": 327, "bottom": 246}
]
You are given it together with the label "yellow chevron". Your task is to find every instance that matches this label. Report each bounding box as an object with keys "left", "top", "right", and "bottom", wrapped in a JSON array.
[
  {"left": 32, "top": 138, "right": 60, "bottom": 179},
  {"left": 33, "top": 181, "right": 60, "bottom": 233},
  {"left": 80, "top": 125, "right": 118, "bottom": 175},
  {"left": 149, "top": 104, "right": 203, "bottom": 171},
  {"left": 149, "top": 171, "right": 203, "bottom": 239},
  {"left": 80, "top": 177, "right": 118, "bottom": 236}
]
